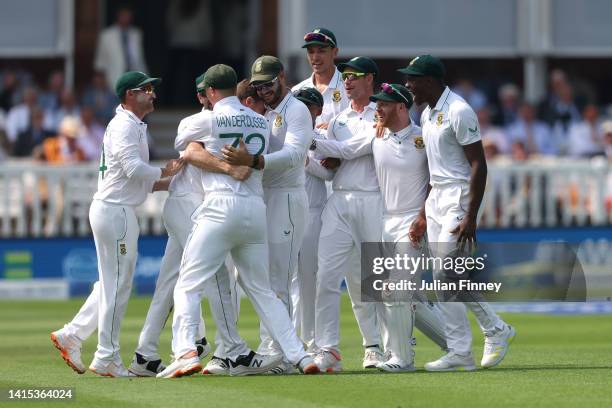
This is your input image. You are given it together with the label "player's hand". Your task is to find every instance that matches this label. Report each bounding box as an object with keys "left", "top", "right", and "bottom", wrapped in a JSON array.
[
  {"left": 161, "top": 158, "right": 185, "bottom": 178},
  {"left": 228, "top": 165, "right": 252, "bottom": 181},
  {"left": 321, "top": 157, "right": 340, "bottom": 170},
  {"left": 408, "top": 213, "right": 427, "bottom": 247},
  {"left": 222, "top": 140, "right": 252, "bottom": 166},
  {"left": 316, "top": 122, "right": 329, "bottom": 130},
  {"left": 372, "top": 119, "right": 385, "bottom": 138},
  {"left": 450, "top": 216, "right": 477, "bottom": 253}
]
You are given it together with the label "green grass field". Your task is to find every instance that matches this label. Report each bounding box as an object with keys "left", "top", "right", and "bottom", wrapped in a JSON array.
[{"left": 1, "top": 296, "right": 611, "bottom": 408}]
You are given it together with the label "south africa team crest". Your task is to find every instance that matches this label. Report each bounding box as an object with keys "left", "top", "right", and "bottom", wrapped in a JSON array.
[
  {"left": 274, "top": 114, "right": 283, "bottom": 128},
  {"left": 332, "top": 89, "right": 342, "bottom": 103},
  {"left": 414, "top": 135, "right": 425, "bottom": 149},
  {"left": 436, "top": 113, "right": 444, "bottom": 126}
]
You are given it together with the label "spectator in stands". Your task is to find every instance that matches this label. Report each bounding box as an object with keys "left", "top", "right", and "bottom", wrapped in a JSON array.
[
  {"left": 34, "top": 116, "right": 86, "bottom": 164},
  {"left": 452, "top": 78, "right": 487, "bottom": 111},
  {"left": 5, "top": 86, "right": 38, "bottom": 147},
  {"left": 494, "top": 83, "right": 521, "bottom": 127},
  {"left": 0, "top": 71, "right": 20, "bottom": 113},
  {"left": 94, "top": 5, "right": 148, "bottom": 91},
  {"left": 507, "top": 102, "right": 557, "bottom": 156},
  {"left": 76, "top": 106, "right": 105, "bottom": 161},
  {"left": 511, "top": 141, "right": 529, "bottom": 162},
  {"left": 12, "top": 107, "right": 53, "bottom": 157},
  {"left": 538, "top": 69, "right": 582, "bottom": 154},
  {"left": 477, "top": 105, "right": 511, "bottom": 155},
  {"left": 43, "top": 89, "right": 80, "bottom": 134},
  {"left": 81, "top": 71, "right": 117, "bottom": 125},
  {"left": 38, "top": 71, "right": 65, "bottom": 112},
  {"left": 566, "top": 104, "right": 605, "bottom": 158}
]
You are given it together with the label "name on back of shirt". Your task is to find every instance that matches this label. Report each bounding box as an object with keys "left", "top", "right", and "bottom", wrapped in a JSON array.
[{"left": 216, "top": 114, "right": 267, "bottom": 129}]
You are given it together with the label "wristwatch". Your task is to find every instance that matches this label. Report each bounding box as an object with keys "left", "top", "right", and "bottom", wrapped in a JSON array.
[{"left": 251, "top": 154, "right": 260, "bottom": 169}]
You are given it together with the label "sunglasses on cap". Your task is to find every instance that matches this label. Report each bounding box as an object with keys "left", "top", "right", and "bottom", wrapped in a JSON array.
[
  {"left": 341, "top": 72, "right": 368, "bottom": 81},
  {"left": 129, "top": 85, "right": 155, "bottom": 94},
  {"left": 304, "top": 32, "right": 336, "bottom": 47},
  {"left": 380, "top": 83, "right": 411, "bottom": 106},
  {"left": 253, "top": 77, "right": 279, "bottom": 91}
]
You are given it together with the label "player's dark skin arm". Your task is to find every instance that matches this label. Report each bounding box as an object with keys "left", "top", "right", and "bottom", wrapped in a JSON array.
[
  {"left": 152, "top": 177, "right": 172, "bottom": 192},
  {"left": 183, "top": 141, "right": 252, "bottom": 181},
  {"left": 450, "top": 140, "right": 487, "bottom": 247},
  {"left": 222, "top": 140, "right": 266, "bottom": 170}
]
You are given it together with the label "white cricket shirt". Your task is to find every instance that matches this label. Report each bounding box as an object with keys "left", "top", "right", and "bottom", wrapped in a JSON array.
[
  {"left": 292, "top": 67, "right": 349, "bottom": 126},
  {"left": 93, "top": 105, "right": 162, "bottom": 206},
  {"left": 304, "top": 128, "right": 334, "bottom": 208},
  {"left": 169, "top": 108, "right": 207, "bottom": 196},
  {"left": 315, "top": 102, "right": 379, "bottom": 192},
  {"left": 176, "top": 96, "right": 269, "bottom": 197},
  {"left": 262, "top": 92, "right": 313, "bottom": 189},
  {"left": 372, "top": 124, "right": 429, "bottom": 215},
  {"left": 421, "top": 87, "right": 481, "bottom": 186}
]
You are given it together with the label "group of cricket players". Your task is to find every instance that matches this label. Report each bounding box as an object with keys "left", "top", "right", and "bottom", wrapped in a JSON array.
[{"left": 50, "top": 27, "right": 515, "bottom": 378}]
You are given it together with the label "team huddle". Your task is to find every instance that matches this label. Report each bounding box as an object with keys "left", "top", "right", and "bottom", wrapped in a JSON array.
[{"left": 50, "top": 28, "right": 515, "bottom": 378}]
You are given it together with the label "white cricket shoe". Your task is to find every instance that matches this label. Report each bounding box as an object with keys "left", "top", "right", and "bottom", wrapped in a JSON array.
[
  {"left": 195, "top": 337, "right": 211, "bottom": 360},
  {"left": 89, "top": 358, "right": 134, "bottom": 378},
  {"left": 314, "top": 349, "right": 342, "bottom": 373},
  {"left": 297, "top": 356, "right": 320, "bottom": 375},
  {"left": 377, "top": 356, "right": 415, "bottom": 373},
  {"left": 128, "top": 353, "right": 165, "bottom": 377},
  {"left": 156, "top": 354, "right": 202, "bottom": 378},
  {"left": 265, "top": 360, "right": 296, "bottom": 375},
  {"left": 50, "top": 330, "right": 86, "bottom": 374},
  {"left": 202, "top": 356, "right": 230, "bottom": 375},
  {"left": 363, "top": 346, "right": 385, "bottom": 369},
  {"left": 425, "top": 352, "right": 476, "bottom": 372},
  {"left": 229, "top": 351, "right": 283, "bottom": 376},
  {"left": 481, "top": 324, "right": 516, "bottom": 368}
]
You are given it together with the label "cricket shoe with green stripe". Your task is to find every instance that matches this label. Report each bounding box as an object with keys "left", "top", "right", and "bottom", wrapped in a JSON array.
[
  {"left": 424, "top": 352, "right": 476, "bottom": 372},
  {"left": 481, "top": 324, "right": 516, "bottom": 368}
]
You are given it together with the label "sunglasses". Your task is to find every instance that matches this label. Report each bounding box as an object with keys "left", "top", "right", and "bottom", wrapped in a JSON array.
[
  {"left": 380, "top": 83, "right": 411, "bottom": 105},
  {"left": 253, "top": 77, "right": 279, "bottom": 91},
  {"left": 341, "top": 72, "right": 368, "bottom": 81},
  {"left": 304, "top": 32, "right": 336, "bottom": 47},
  {"left": 129, "top": 85, "right": 155, "bottom": 94}
]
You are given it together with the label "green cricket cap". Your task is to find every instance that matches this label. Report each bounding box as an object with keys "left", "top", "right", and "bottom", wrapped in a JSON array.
[
  {"left": 338, "top": 56, "right": 379, "bottom": 77},
  {"left": 397, "top": 54, "right": 445, "bottom": 78},
  {"left": 250, "top": 55, "right": 283, "bottom": 84},
  {"left": 115, "top": 71, "right": 161, "bottom": 98}
]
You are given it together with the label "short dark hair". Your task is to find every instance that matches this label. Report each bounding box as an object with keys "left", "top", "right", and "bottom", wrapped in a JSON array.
[{"left": 236, "top": 79, "right": 260, "bottom": 101}]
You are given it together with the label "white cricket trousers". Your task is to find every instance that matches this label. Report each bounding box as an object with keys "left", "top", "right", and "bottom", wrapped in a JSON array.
[
  {"left": 172, "top": 193, "right": 307, "bottom": 364},
  {"left": 315, "top": 191, "right": 385, "bottom": 352},
  {"left": 292, "top": 206, "right": 323, "bottom": 348},
  {"left": 61, "top": 200, "right": 139, "bottom": 361},
  {"left": 135, "top": 192, "right": 245, "bottom": 361},
  {"left": 426, "top": 183, "right": 504, "bottom": 355},
  {"left": 257, "top": 187, "right": 309, "bottom": 357}
]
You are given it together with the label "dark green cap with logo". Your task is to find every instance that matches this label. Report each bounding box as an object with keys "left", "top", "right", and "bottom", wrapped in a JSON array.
[
  {"left": 302, "top": 27, "right": 337, "bottom": 48},
  {"left": 369, "top": 83, "right": 413, "bottom": 108},
  {"left": 338, "top": 56, "right": 379, "bottom": 77},
  {"left": 202, "top": 64, "right": 237, "bottom": 90},
  {"left": 294, "top": 87, "right": 324, "bottom": 108},
  {"left": 115, "top": 71, "right": 161, "bottom": 98},
  {"left": 195, "top": 72, "right": 206, "bottom": 92},
  {"left": 250, "top": 55, "right": 284, "bottom": 84},
  {"left": 397, "top": 55, "right": 445, "bottom": 78}
]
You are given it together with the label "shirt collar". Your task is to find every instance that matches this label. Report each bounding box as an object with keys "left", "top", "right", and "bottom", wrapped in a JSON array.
[
  {"left": 267, "top": 91, "right": 293, "bottom": 114},
  {"left": 384, "top": 123, "right": 416, "bottom": 141},
  {"left": 308, "top": 67, "right": 342, "bottom": 94},
  {"left": 213, "top": 96, "right": 240, "bottom": 111},
  {"left": 348, "top": 101, "right": 376, "bottom": 115},
  {"left": 432, "top": 86, "right": 451, "bottom": 113},
  {"left": 116, "top": 104, "right": 146, "bottom": 125}
]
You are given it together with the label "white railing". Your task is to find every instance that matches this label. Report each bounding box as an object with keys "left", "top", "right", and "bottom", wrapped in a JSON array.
[{"left": 0, "top": 158, "right": 610, "bottom": 237}]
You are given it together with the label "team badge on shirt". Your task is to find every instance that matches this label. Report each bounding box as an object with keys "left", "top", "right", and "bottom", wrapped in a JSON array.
[
  {"left": 436, "top": 113, "right": 444, "bottom": 126},
  {"left": 414, "top": 135, "right": 425, "bottom": 149},
  {"left": 274, "top": 114, "right": 283, "bottom": 128},
  {"left": 119, "top": 243, "right": 127, "bottom": 255},
  {"left": 332, "top": 89, "right": 342, "bottom": 103}
]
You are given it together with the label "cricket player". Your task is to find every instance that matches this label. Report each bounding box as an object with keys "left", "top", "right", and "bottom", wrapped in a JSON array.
[
  {"left": 129, "top": 73, "right": 246, "bottom": 376},
  {"left": 50, "top": 71, "right": 184, "bottom": 377},
  {"left": 222, "top": 56, "right": 313, "bottom": 374},
  {"left": 237, "top": 78, "right": 266, "bottom": 115},
  {"left": 290, "top": 87, "right": 333, "bottom": 349},
  {"left": 402, "top": 55, "right": 515, "bottom": 371},
  {"left": 157, "top": 64, "right": 318, "bottom": 378}
]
